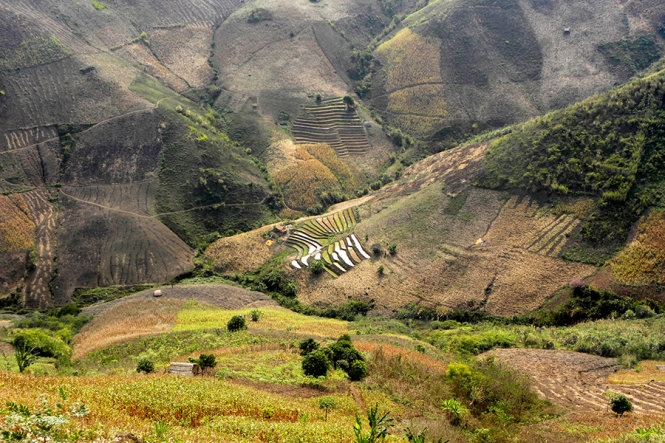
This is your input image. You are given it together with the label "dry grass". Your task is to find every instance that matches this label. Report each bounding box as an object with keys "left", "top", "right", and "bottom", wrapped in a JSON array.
[
  {"left": 608, "top": 361, "right": 665, "bottom": 384},
  {"left": 72, "top": 299, "right": 184, "bottom": 360},
  {"left": 174, "top": 304, "right": 349, "bottom": 339},
  {"left": 376, "top": 28, "right": 443, "bottom": 92},
  {"left": 611, "top": 210, "right": 665, "bottom": 285},
  {"left": 204, "top": 225, "right": 276, "bottom": 274},
  {"left": 0, "top": 194, "right": 35, "bottom": 252},
  {"left": 274, "top": 158, "right": 341, "bottom": 211}
]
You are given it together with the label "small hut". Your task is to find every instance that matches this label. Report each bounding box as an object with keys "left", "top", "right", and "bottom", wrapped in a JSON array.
[{"left": 168, "top": 362, "right": 200, "bottom": 376}]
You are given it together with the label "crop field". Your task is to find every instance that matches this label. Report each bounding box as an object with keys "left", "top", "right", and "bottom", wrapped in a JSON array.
[
  {"left": 0, "top": 194, "right": 34, "bottom": 252},
  {"left": 295, "top": 142, "right": 596, "bottom": 315},
  {"left": 376, "top": 28, "right": 443, "bottom": 92},
  {"left": 291, "top": 99, "right": 371, "bottom": 157},
  {"left": 611, "top": 210, "right": 665, "bottom": 285},
  {"left": 274, "top": 157, "right": 341, "bottom": 211},
  {"left": 204, "top": 225, "right": 277, "bottom": 274},
  {"left": 284, "top": 207, "right": 370, "bottom": 277},
  {"left": 149, "top": 26, "right": 215, "bottom": 88}
]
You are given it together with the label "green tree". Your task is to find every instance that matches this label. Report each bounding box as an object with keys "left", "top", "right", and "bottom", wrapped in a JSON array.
[
  {"left": 343, "top": 95, "right": 355, "bottom": 111},
  {"left": 319, "top": 397, "right": 336, "bottom": 421},
  {"left": 611, "top": 394, "right": 633, "bottom": 416},
  {"left": 299, "top": 338, "right": 320, "bottom": 356},
  {"left": 227, "top": 315, "right": 247, "bottom": 332},
  {"left": 136, "top": 358, "right": 155, "bottom": 374},
  {"left": 302, "top": 349, "right": 330, "bottom": 377},
  {"left": 309, "top": 259, "right": 325, "bottom": 275}
]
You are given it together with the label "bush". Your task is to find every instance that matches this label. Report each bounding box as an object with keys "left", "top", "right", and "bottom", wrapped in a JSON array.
[
  {"left": 348, "top": 359, "right": 368, "bottom": 381},
  {"left": 371, "top": 243, "right": 382, "bottom": 256},
  {"left": 611, "top": 394, "right": 633, "bottom": 416},
  {"left": 309, "top": 259, "right": 325, "bottom": 275},
  {"left": 227, "top": 315, "right": 247, "bottom": 332},
  {"left": 387, "top": 244, "right": 397, "bottom": 256},
  {"left": 197, "top": 354, "right": 217, "bottom": 372},
  {"left": 302, "top": 349, "right": 330, "bottom": 377},
  {"left": 136, "top": 358, "right": 155, "bottom": 374},
  {"left": 12, "top": 330, "right": 71, "bottom": 361},
  {"left": 250, "top": 309, "right": 262, "bottom": 322},
  {"left": 299, "top": 338, "right": 320, "bottom": 356}
]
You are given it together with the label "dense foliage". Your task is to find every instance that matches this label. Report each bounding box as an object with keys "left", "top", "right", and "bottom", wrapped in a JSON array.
[{"left": 482, "top": 68, "right": 665, "bottom": 245}]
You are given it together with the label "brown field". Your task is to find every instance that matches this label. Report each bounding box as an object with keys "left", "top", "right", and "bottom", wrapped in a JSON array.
[
  {"left": 274, "top": 158, "right": 342, "bottom": 212},
  {"left": 611, "top": 210, "right": 665, "bottom": 285},
  {"left": 205, "top": 225, "right": 277, "bottom": 274},
  {"left": 73, "top": 298, "right": 184, "bottom": 360},
  {"left": 489, "top": 348, "right": 665, "bottom": 442},
  {"left": 293, "top": 143, "right": 595, "bottom": 316},
  {"left": 375, "top": 28, "right": 443, "bottom": 92},
  {"left": 0, "top": 194, "right": 35, "bottom": 252},
  {"left": 75, "top": 283, "right": 276, "bottom": 359}
]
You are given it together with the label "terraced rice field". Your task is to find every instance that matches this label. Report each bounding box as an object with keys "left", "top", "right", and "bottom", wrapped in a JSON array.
[
  {"left": 291, "top": 98, "right": 370, "bottom": 157},
  {"left": 285, "top": 207, "right": 370, "bottom": 277}
]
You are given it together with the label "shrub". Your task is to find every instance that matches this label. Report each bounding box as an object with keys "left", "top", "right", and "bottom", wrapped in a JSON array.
[
  {"left": 250, "top": 309, "right": 262, "bottom": 322},
  {"left": 302, "top": 349, "right": 330, "bottom": 377},
  {"left": 377, "top": 265, "right": 384, "bottom": 275},
  {"left": 136, "top": 358, "right": 155, "bottom": 374},
  {"left": 440, "top": 399, "right": 467, "bottom": 426},
  {"left": 12, "top": 330, "right": 71, "bottom": 361},
  {"left": 299, "top": 338, "right": 320, "bottom": 356},
  {"left": 611, "top": 394, "right": 633, "bottom": 416},
  {"left": 371, "top": 243, "right": 382, "bottom": 256},
  {"left": 92, "top": 1, "right": 106, "bottom": 10},
  {"left": 309, "top": 259, "right": 325, "bottom": 275},
  {"left": 387, "top": 244, "right": 397, "bottom": 256},
  {"left": 197, "top": 354, "right": 217, "bottom": 372},
  {"left": 348, "top": 359, "right": 368, "bottom": 381},
  {"left": 227, "top": 315, "right": 247, "bottom": 332}
]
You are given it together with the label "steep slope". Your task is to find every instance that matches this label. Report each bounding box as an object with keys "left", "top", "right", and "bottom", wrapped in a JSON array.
[
  {"left": 0, "top": 0, "right": 278, "bottom": 308},
  {"left": 368, "top": 0, "right": 665, "bottom": 148}
]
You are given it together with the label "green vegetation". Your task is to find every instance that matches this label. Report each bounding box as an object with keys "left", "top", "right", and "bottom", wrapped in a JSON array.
[
  {"left": 302, "top": 349, "right": 330, "bottom": 377},
  {"left": 227, "top": 315, "right": 247, "bottom": 332},
  {"left": 482, "top": 68, "right": 665, "bottom": 250},
  {"left": 0, "top": 36, "right": 71, "bottom": 70},
  {"left": 91, "top": 1, "right": 106, "bottom": 10},
  {"left": 129, "top": 75, "right": 280, "bottom": 248},
  {"left": 610, "top": 394, "right": 633, "bottom": 417},
  {"left": 598, "top": 35, "right": 662, "bottom": 77},
  {"left": 136, "top": 357, "right": 155, "bottom": 374},
  {"left": 353, "top": 404, "right": 393, "bottom": 443},
  {"left": 72, "top": 285, "right": 153, "bottom": 307}
]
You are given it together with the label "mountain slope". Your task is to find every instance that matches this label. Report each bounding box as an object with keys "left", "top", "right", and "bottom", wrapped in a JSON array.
[{"left": 368, "top": 0, "right": 665, "bottom": 148}]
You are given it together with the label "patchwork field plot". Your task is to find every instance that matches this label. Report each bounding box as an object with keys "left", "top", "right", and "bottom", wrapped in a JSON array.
[
  {"left": 488, "top": 348, "right": 665, "bottom": 414},
  {"left": 291, "top": 98, "right": 370, "bottom": 157},
  {"left": 285, "top": 207, "right": 369, "bottom": 277}
]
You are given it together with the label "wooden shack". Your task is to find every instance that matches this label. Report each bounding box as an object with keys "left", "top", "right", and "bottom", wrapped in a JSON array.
[{"left": 168, "top": 362, "right": 200, "bottom": 376}]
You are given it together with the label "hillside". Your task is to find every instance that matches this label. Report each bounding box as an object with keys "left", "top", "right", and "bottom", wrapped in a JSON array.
[
  {"left": 369, "top": 0, "right": 665, "bottom": 148},
  {"left": 3, "top": 286, "right": 665, "bottom": 441}
]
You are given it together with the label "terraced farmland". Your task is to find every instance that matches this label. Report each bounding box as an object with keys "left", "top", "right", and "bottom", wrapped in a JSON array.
[
  {"left": 285, "top": 207, "right": 370, "bottom": 277},
  {"left": 291, "top": 98, "right": 371, "bottom": 157}
]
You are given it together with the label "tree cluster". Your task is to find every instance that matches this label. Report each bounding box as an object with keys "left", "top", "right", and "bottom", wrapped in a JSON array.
[{"left": 300, "top": 335, "right": 368, "bottom": 381}]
